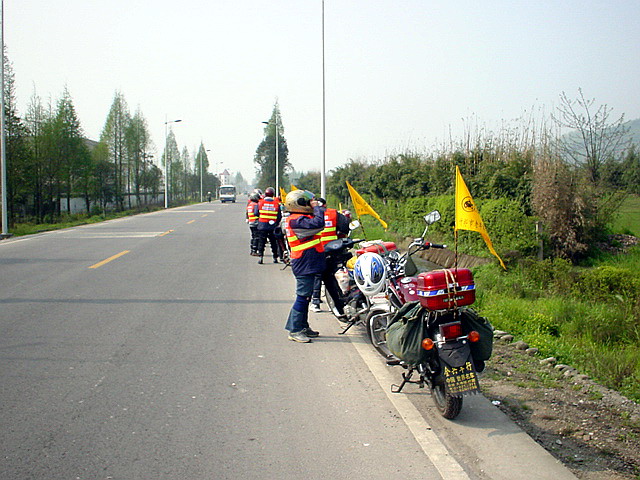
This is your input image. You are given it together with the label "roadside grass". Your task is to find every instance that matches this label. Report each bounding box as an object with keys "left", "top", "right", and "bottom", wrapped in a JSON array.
[
  {"left": 473, "top": 248, "right": 640, "bottom": 402},
  {"left": 612, "top": 194, "right": 640, "bottom": 237}
]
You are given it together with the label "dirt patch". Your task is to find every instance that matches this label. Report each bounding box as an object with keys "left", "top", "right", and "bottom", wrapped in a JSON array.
[{"left": 481, "top": 336, "right": 640, "bottom": 479}]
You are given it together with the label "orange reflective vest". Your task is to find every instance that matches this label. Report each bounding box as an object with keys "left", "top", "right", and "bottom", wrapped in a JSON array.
[
  {"left": 320, "top": 208, "right": 339, "bottom": 246},
  {"left": 258, "top": 198, "right": 280, "bottom": 224},
  {"left": 285, "top": 213, "right": 324, "bottom": 259},
  {"left": 246, "top": 200, "right": 258, "bottom": 224}
]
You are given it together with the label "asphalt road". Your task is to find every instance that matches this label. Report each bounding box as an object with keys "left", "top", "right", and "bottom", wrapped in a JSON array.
[{"left": 0, "top": 201, "right": 578, "bottom": 480}]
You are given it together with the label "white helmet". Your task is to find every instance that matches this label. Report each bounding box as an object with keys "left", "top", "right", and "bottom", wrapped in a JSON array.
[{"left": 354, "top": 252, "right": 387, "bottom": 296}]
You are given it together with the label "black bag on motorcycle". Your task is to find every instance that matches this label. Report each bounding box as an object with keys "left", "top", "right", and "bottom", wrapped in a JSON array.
[
  {"left": 460, "top": 308, "right": 494, "bottom": 363},
  {"left": 385, "top": 301, "right": 427, "bottom": 365}
]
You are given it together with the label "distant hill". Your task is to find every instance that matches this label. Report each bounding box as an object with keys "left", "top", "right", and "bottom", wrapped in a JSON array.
[
  {"left": 624, "top": 118, "right": 640, "bottom": 147},
  {"left": 561, "top": 118, "right": 640, "bottom": 156}
]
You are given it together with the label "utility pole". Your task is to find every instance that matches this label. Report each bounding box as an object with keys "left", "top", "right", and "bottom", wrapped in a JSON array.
[{"left": 0, "top": 0, "right": 10, "bottom": 239}]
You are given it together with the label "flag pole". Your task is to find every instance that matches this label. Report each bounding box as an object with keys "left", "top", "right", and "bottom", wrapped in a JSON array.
[{"left": 358, "top": 213, "right": 367, "bottom": 239}]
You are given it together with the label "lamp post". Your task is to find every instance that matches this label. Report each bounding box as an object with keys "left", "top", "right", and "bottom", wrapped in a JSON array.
[
  {"left": 321, "top": 0, "right": 326, "bottom": 198},
  {"left": 164, "top": 117, "right": 182, "bottom": 208},
  {"left": 0, "top": 0, "right": 10, "bottom": 239},
  {"left": 262, "top": 115, "right": 279, "bottom": 194}
]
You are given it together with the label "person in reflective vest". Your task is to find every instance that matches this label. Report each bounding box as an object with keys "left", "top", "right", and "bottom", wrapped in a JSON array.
[
  {"left": 246, "top": 190, "right": 261, "bottom": 256},
  {"left": 310, "top": 198, "right": 350, "bottom": 314},
  {"left": 253, "top": 187, "right": 282, "bottom": 264},
  {"left": 283, "top": 190, "right": 325, "bottom": 343}
]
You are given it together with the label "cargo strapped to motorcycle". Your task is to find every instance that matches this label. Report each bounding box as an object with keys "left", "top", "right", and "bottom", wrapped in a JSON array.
[{"left": 385, "top": 301, "right": 427, "bottom": 365}]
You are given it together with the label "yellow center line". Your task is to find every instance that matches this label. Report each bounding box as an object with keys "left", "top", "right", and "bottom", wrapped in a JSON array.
[
  {"left": 89, "top": 250, "right": 130, "bottom": 269},
  {"left": 158, "top": 230, "right": 174, "bottom": 237},
  {"left": 187, "top": 220, "right": 196, "bottom": 224}
]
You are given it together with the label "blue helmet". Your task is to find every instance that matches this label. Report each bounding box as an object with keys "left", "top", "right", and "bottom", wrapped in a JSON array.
[{"left": 354, "top": 252, "right": 387, "bottom": 296}]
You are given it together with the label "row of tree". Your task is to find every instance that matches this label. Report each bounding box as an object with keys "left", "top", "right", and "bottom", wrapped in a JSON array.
[
  {"left": 282, "top": 91, "right": 639, "bottom": 262},
  {"left": 2, "top": 50, "right": 220, "bottom": 225}
]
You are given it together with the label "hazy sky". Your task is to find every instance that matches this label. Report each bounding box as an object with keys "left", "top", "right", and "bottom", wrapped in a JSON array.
[{"left": 7, "top": 0, "right": 640, "bottom": 183}]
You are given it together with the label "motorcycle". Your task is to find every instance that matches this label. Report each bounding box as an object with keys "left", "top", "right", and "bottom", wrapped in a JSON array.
[
  {"left": 365, "top": 210, "right": 446, "bottom": 360},
  {"left": 322, "top": 222, "right": 371, "bottom": 334},
  {"left": 360, "top": 211, "right": 493, "bottom": 420}
]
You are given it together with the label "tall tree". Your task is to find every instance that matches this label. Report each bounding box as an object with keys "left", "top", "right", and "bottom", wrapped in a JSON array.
[
  {"left": 554, "top": 89, "right": 630, "bottom": 185},
  {"left": 90, "top": 141, "right": 114, "bottom": 213},
  {"left": 100, "top": 91, "right": 130, "bottom": 211},
  {"left": 194, "top": 143, "right": 210, "bottom": 200},
  {"left": 3, "top": 47, "right": 31, "bottom": 224},
  {"left": 253, "top": 102, "right": 291, "bottom": 190},
  {"left": 54, "top": 87, "right": 90, "bottom": 213},
  {"left": 25, "top": 89, "right": 50, "bottom": 221},
  {"left": 181, "top": 146, "right": 191, "bottom": 200},
  {"left": 162, "top": 129, "right": 180, "bottom": 205},
  {"left": 126, "top": 109, "right": 152, "bottom": 206}
]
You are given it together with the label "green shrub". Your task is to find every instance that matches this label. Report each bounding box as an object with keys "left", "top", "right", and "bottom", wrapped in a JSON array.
[{"left": 573, "top": 266, "right": 640, "bottom": 301}]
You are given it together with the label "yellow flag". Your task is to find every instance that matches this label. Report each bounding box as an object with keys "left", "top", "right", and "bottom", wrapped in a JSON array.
[
  {"left": 290, "top": 185, "right": 298, "bottom": 190},
  {"left": 279, "top": 187, "right": 288, "bottom": 200},
  {"left": 455, "top": 166, "right": 506, "bottom": 269},
  {"left": 346, "top": 181, "right": 388, "bottom": 230}
]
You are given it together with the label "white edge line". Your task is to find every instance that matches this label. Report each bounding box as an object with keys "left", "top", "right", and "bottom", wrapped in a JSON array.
[{"left": 347, "top": 332, "right": 470, "bottom": 480}]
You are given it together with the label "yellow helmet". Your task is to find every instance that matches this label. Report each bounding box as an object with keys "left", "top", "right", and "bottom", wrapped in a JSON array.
[{"left": 285, "top": 190, "right": 315, "bottom": 213}]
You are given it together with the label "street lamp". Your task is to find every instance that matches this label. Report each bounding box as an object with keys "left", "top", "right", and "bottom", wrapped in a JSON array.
[
  {"left": 164, "top": 117, "right": 182, "bottom": 208},
  {"left": 321, "top": 0, "right": 326, "bottom": 198},
  {"left": 262, "top": 116, "right": 279, "bottom": 194},
  {"left": 0, "top": 0, "right": 10, "bottom": 239}
]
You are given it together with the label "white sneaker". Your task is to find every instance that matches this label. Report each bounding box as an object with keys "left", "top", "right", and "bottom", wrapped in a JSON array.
[
  {"left": 310, "top": 304, "right": 322, "bottom": 313},
  {"left": 288, "top": 331, "right": 311, "bottom": 343}
]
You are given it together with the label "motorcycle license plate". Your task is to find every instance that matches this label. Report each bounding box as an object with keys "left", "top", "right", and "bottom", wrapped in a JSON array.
[{"left": 441, "top": 353, "right": 480, "bottom": 396}]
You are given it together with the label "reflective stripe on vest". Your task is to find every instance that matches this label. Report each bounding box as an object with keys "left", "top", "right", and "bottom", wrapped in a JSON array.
[
  {"left": 320, "top": 208, "right": 338, "bottom": 246},
  {"left": 247, "top": 201, "right": 258, "bottom": 223},
  {"left": 285, "top": 214, "right": 324, "bottom": 259},
  {"left": 258, "top": 198, "right": 280, "bottom": 222}
]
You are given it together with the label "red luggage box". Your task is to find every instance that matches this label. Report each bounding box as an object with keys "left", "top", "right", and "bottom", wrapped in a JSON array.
[{"left": 416, "top": 268, "right": 476, "bottom": 310}]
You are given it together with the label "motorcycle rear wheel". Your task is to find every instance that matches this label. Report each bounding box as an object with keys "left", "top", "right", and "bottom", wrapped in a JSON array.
[{"left": 431, "top": 377, "right": 463, "bottom": 419}]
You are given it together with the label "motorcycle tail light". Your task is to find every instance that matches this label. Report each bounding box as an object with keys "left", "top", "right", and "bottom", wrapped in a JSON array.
[
  {"left": 421, "top": 338, "right": 434, "bottom": 350},
  {"left": 468, "top": 330, "right": 481, "bottom": 343},
  {"left": 439, "top": 321, "right": 463, "bottom": 340}
]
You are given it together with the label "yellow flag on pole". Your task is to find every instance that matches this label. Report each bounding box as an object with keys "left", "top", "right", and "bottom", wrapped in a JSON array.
[
  {"left": 290, "top": 185, "right": 298, "bottom": 190},
  {"left": 455, "top": 166, "right": 506, "bottom": 269},
  {"left": 279, "top": 187, "right": 288, "bottom": 200},
  {"left": 346, "top": 181, "right": 388, "bottom": 230}
]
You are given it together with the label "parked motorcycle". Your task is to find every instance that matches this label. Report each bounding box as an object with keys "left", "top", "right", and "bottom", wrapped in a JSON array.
[
  {"left": 363, "top": 211, "right": 446, "bottom": 360},
  {"left": 322, "top": 226, "right": 371, "bottom": 334},
  {"left": 357, "top": 211, "right": 493, "bottom": 420}
]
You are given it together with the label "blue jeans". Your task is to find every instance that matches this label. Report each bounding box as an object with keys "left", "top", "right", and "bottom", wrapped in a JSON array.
[{"left": 285, "top": 274, "right": 316, "bottom": 333}]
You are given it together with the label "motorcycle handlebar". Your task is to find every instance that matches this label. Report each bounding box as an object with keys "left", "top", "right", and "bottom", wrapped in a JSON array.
[{"left": 428, "top": 243, "right": 447, "bottom": 249}]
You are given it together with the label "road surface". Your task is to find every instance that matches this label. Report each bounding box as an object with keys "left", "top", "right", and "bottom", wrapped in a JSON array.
[{"left": 0, "top": 201, "right": 577, "bottom": 479}]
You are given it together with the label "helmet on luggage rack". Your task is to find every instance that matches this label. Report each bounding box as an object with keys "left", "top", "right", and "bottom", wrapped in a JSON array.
[{"left": 353, "top": 252, "right": 387, "bottom": 296}]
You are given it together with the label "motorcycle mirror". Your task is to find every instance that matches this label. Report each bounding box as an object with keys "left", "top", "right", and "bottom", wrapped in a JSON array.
[
  {"left": 349, "top": 220, "right": 361, "bottom": 230},
  {"left": 423, "top": 210, "right": 441, "bottom": 225}
]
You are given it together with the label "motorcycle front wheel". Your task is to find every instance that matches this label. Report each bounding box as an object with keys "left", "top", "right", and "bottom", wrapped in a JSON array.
[
  {"left": 323, "top": 286, "right": 343, "bottom": 318},
  {"left": 431, "top": 376, "right": 463, "bottom": 419},
  {"left": 366, "top": 307, "right": 394, "bottom": 359}
]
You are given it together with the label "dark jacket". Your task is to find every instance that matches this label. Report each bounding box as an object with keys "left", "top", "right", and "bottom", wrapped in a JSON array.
[
  {"left": 336, "top": 212, "right": 350, "bottom": 237},
  {"left": 289, "top": 206, "right": 326, "bottom": 276}
]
